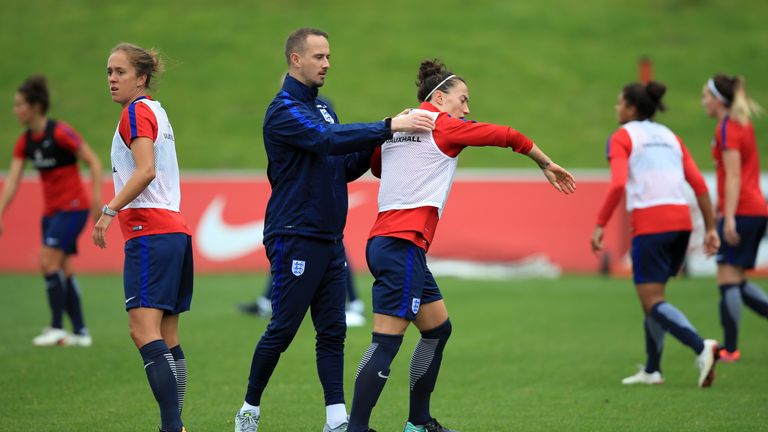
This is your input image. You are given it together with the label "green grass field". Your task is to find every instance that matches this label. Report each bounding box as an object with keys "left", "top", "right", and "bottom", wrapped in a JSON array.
[
  {"left": 1, "top": 0, "right": 766, "bottom": 170},
  {"left": 1, "top": 273, "right": 766, "bottom": 431}
]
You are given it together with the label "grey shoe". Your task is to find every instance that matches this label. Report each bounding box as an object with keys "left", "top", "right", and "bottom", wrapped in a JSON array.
[
  {"left": 235, "top": 409, "right": 259, "bottom": 432},
  {"left": 323, "top": 421, "right": 348, "bottom": 432}
]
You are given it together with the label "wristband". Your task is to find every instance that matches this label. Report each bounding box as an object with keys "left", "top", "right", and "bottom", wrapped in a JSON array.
[
  {"left": 384, "top": 117, "right": 392, "bottom": 133},
  {"left": 102, "top": 205, "right": 117, "bottom": 217}
]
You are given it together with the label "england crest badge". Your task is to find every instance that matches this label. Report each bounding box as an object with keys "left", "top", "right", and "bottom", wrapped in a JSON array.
[
  {"left": 292, "top": 260, "right": 306, "bottom": 276},
  {"left": 411, "top": 298, "right": 421, "bottom": 314},
  {"left": 318, "top": 105, "right": 335, "bottom": 124}
]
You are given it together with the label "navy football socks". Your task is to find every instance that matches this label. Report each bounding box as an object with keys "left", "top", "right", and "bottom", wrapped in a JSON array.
[
  {"left": 643, "top": 316, "right": 665, "bottom": 373},
  {"left": 348, "top": 332, "right": 403, "bottom": 432},
  {"left": 650, "top": 301, "right": 705, "bottom": 355},
  {"left": 720, "top": 280, "right": 768, "bottom": 352},
  {"left": 64, "top": 275, "right": 86, "bottom": 335},
  {"left": 44, "top": 271, "right": 66, "bottom": 329},
  {"left": 409, "top": 319, "right": 452, "bottom": 426},
  {"left": 139, "top": 339, "right": 182, "bottom": 432},
  {"left": 170, "top": 345, "right": 187, "bottom": 414},
  {"left": 719, "top": 283, "right": 742, "bottom": 352},
  {"left": 741, "top": 280, "right": 768, "bottom": 318}
]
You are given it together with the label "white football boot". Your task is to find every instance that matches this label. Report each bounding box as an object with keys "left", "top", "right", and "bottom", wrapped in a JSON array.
[{"left": 32, "top": 327, "right": 69, "bottom": 346}]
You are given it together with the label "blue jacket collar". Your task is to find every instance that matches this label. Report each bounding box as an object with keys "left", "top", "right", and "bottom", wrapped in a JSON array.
[{"left": 282, "top": 74, "right": 319, "bottom": 103}]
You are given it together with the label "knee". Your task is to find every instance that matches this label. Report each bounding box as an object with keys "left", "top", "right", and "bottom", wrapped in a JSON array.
[
  {"left": 421, "top": 318, "right": 452, "bottom": 341},
  {"left": 128, "top": 326, "right": 143, "bottom": 347},
  {"left": 371, "top": 332, "right": 405, "bottom": 357},
  {"left": 317, "top": 329, "right": 346, "bottom": 346},
  {"left": 717, "top": 265, "right": 744, "bottom": 285},
  {"left": 129, "top": 321, "right": 157, "bottom": 348},
  {"left": 642, "top": 299, "right": 664, "bottom": 316},
  {"left": 39, "top": 251, "right": 61, "bottom": 274},
  {"left": 719, "top": 283, "right": 741, "bottom": 295},
  {"left": 317, "top": 319, "right": 347, "bottom": 342},
  {"left": 260, "top": 323, "right": 301, "bottom": 352}
]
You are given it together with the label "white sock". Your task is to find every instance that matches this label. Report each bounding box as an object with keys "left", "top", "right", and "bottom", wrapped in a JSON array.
[
  {"left": 257, "top": 296, "right": 272, "bottom": 312},
  {"left": 326, "top": 403, "right": 347, "bottom": 428},
  {"left": 240, "top": 401, "right": 260, "bottom": 415}
]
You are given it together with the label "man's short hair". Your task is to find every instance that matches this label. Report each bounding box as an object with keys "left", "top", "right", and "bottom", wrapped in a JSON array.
[{"left": 285, "top": 28, "right": 329, "bottom": 65}]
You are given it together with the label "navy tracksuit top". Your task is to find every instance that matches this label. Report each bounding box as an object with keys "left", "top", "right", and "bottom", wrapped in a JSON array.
[{"left": 262, "top": 75, "right": 392, "bottom": 242}]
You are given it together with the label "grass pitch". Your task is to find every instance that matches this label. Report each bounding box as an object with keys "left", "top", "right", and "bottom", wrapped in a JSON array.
[
  {"left": 1, "top": 0, "right": 766, "bottom": 170},
  {"left": 0, "top": 273, "right": 767, "bottom": 431}
]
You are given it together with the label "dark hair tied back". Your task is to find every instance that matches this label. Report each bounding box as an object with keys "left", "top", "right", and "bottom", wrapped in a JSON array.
[
  {"left": 622, "top": 80, "right": 667, "bottom": 120},
  {"left": 18, "top": 75, "right": 50, "bottom": 114},
  {"left": 416, "top": 59, "right": 464, "bottom": 102},
  {"left": 645, "top": 81, "right": 666, "bottom": 107}
]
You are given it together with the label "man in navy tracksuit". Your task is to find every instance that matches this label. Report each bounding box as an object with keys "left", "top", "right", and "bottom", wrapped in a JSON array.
[{"left": 234, "top": 28, "right": 435, "bottom": 432}]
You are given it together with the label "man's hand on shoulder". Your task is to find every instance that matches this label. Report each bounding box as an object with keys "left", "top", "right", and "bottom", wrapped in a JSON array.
[{"left": 391, "top": 111, "right": 435, "bottom": 134}]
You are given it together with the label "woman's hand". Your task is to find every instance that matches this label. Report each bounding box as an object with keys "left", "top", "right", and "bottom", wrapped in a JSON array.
[
  {"left": 591, "top": 226, "right": 604, "bottom": 252},
  {"left": 93, "top": 214, "right": 113, "bottom": 249},
  {"left": 703, "top": 228, "right": 721, "bottom": 256},
  {"left": 542, "top": 162, "right": 576, "bottom": 194},
  {"left": 723, "top": 217, "right": 740, "bottom": 246}
]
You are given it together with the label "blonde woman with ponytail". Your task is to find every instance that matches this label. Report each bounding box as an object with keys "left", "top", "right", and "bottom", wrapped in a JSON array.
[{"left": 702, "top": 74, "right": 768, "bottom": 363}]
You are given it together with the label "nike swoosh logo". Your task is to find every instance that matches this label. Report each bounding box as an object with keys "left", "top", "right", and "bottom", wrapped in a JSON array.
[
  {"left": 197, "top": 195, "right": 265, "bottom": 261},
  {"left": 125, "top": 296, "right": 136, "bottom": 304},
  {"left": 196, "top": 192, "right": 368, "bottom": 261},
  {"left": 377, "top": 371, "right": 389, "bottom": 379}
]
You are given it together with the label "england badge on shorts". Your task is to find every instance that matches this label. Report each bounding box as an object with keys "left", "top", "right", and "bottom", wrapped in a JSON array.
[
  {"left": 411, "top": 298, "right": 421, "bottom": 314},
  {"left": 292, "top": 260, "right": 306, "bottom": 276}
]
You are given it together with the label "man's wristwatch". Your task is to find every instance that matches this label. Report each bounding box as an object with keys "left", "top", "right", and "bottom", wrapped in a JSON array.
[{"left": 102, "top": 205, "right": 117, "bottom": 217}]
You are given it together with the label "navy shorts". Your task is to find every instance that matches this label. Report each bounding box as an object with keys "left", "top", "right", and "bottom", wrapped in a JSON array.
[
  {"left": 41, "top": 210, "right": 89, "bottom": 255},
  {"left": 366, "top": 236, "right": 443, "bottom": 320},
  {"left": 124, "top": 233, "right": 194, "bottom": 314},
  {"left": 716, "top": 216, "right": 767, "bottom": 269},
  {"left": 631, "top": 231, "right": 690, "bottom": 284}
]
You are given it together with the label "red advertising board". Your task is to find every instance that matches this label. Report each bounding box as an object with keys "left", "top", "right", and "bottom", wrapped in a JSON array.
[{"left": 0, "top": 172, "right": 632, "bottom": 274}]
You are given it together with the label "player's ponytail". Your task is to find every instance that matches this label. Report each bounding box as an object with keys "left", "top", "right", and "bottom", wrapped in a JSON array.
[
  {"left": 147, "top": 48, "right": 166, "bottom": 78},
  {"left": 111, "top": 42, "right": 165, "bottom": 89},
  {"left": 622, "top": 80, "right": 666, "bottom": 120},
  {"left": 18, "top": 75, "right": 50, "bottom": 114},
  {"left": 728, "top": 76, "right": 762, "bottom": 125},
  {"left": 645, "top": 81, "right": 667, "bottom": 113},
  {"left": 416, "top": 59, "right": 465, "bottom": 102}
]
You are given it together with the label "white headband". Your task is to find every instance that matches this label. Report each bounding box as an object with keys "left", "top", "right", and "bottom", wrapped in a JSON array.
[
  {"left": 707, "top": 78, "right": 730, "bottom": 105},
  {"left": 424, "top": 74, "right": 456, "bottom": 102}
]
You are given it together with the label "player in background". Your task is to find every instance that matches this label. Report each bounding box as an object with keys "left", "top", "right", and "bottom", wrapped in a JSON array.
[
  {"left": 0, "top": 75, "right": 102, "bottom": 347},
  {"left": 701, "top": 74, "right": 768, "bottom": 362},
  {"left": 592, "top": 81, "right": 720, "bottom": 387},
  {"left": 347, "top": 59, "right": 576, "bottom": 432},
  {"left": 233, "top": 28, "right": 434, "bottom": 432},
  {"left": 94, "top": 43, "right": 192, "bottom": 432}
]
